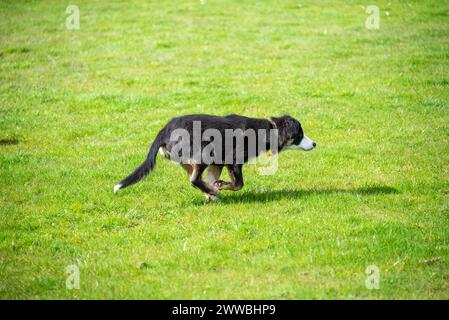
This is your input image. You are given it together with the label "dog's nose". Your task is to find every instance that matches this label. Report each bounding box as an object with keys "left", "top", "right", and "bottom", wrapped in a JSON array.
[{"left": 313, "top": 142, "right": 317, "bottom": 148}]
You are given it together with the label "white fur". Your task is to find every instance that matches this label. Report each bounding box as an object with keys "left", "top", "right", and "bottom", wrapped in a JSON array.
[
  {"left": 159, "top": 146, "right": 170, "bottom": 158},
  {"left": 298, "top": 135, "right": 315, "bottom": 151},
  {"left": 114, "top": 184, "right": 122, "bottom": 193},
  {"left": 205, "top": 193, "right": 219, "bottom": 202},
  {"left": 286, "top": 135, "right": 315, "bottom": 151}
]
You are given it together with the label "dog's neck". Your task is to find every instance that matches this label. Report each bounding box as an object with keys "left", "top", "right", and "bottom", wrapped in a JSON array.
[
  {"left": 266, "top": 119, "right": 280, "bottom": 154},
  {"left": 268, "top": 119, "right": 290, "bottom": 153}
]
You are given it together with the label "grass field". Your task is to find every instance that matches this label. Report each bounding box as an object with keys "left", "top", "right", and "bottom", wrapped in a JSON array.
[{"left": 1, "top": 0, "right": 448, "bottom": 299}]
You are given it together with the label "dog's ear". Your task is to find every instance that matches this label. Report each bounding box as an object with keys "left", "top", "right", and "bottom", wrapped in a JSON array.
[
  {"left": 270, "top": 115, "right": 289, "bottom": 128},
  {"left": 273, "top": 115, "right": 298, "bottom": 139},
  {"left": 271, "top": 115, "right": 297, "bottom": 149}
]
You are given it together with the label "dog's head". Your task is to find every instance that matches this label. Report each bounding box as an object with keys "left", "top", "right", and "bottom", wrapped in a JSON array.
[{"left": 271, "top": 115, "right": 316, "bottom": 151}]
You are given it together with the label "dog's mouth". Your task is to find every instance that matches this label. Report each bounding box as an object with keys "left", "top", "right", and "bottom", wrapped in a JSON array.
[
  {"left": 299, "top": 135, "right": 316, "bottom": 150},
  {"left": 289, "top": 135, "right": 316, "bottom": 151}
]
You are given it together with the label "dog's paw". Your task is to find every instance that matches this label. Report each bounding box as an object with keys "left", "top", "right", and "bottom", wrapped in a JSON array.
[
  {"left": 205, "top": 193, "right": 219, "bottom": 202},
  {"left": 214, "top": 180, "right": 226, "bottom": 190}
]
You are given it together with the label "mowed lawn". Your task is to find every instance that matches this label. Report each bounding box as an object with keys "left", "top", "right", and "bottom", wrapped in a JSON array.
[{"left": 1, "top": 0, "right": 448, "bottom": 299}]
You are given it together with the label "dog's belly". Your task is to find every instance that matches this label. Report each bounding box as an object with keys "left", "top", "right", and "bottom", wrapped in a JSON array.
[{"left": 160, "top": 143, "right": 261, "bottom": 165}]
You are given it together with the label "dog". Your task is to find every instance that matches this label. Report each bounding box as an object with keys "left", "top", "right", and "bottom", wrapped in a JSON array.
[{"left": 114, "top": 114, "right": 316, "bottom": 201}]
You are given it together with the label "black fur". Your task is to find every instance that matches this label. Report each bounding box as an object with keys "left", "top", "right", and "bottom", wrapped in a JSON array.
[{"left": 115, "top": 114, "right": 305, "bottom": 195}]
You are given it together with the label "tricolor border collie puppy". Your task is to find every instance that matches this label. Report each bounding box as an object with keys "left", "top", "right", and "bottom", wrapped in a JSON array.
[{"left": 114, "top": 114, "right": 316, "bottom": 201}]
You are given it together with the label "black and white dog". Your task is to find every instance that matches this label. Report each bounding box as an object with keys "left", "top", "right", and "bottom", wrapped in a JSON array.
[{"left": 114, "top": 114, "right": 316, "bottom": 201}]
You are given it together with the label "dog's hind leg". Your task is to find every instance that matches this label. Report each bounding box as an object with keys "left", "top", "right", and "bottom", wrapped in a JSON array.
[
  {"left": 190, "top": 164, "right": 220, "bottom": 201},
  {"left": 181, "top": 163, "right": 193, "bottom": 176},
  {"left": 206, "top": 165, "right": 223, "bottom": 190},
  {"left": 214, "top": 164, "right": 244, "bottom": 191}
]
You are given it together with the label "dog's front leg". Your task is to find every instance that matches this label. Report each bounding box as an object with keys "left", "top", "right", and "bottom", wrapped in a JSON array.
[
  {"left": 214, "top": 165, "right": 244, "bottom": 191},
  {"left": 205, "top": 165, "right": 223, "bottom": 192}
]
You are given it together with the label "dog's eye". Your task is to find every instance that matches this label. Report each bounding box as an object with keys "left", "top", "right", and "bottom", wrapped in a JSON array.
[{"left": 293, "top": 134, "right": 303, "bottom": 145}]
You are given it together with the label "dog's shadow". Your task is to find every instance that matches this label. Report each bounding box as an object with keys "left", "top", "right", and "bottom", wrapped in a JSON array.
[{"left": 217, "top": 185, "right": 398, "bottom": 204}]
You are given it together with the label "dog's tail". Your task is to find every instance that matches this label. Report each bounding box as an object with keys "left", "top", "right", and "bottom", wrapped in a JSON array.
[{"left": 114, "top": 129, "right": 165, "bottom": 192}]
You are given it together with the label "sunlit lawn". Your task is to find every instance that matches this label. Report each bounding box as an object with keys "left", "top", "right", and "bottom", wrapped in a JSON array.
[{"left": 0, "top": 0, "right": 448, "bottom": 299}]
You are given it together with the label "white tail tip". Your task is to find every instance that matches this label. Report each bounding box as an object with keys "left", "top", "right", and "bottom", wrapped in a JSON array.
[{"left": 114, "top": 184, "right": 122, "bottom": 193}]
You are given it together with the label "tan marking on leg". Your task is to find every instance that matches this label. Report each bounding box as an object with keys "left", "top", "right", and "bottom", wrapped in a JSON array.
[
  {"left": 213, "top": 165, "right": 243, "bottom": 191},
  {"left": 214, "top": 180, "right": 240, "bottom": 191},
  {"left": 181, "top": 164, "right": 193, "bottom": 177},
  {"left": 189, "top": 164, "right": 199, "bottom": 183},
  {"left": 206, "top": 165, "right": 223, "bottom": 190},
  {"left": 189, "top": 164, "right": 219, "bottom": 198}
]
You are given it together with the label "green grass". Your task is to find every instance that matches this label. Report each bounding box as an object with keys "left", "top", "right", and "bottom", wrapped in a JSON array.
[{"left": 1, "top": 0, "right": 448, "bottom": 299}]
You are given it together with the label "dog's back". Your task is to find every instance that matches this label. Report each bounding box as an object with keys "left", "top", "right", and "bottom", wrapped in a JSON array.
[{"left": 162, "top": 114, "right": 272, "bottom": 163}]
